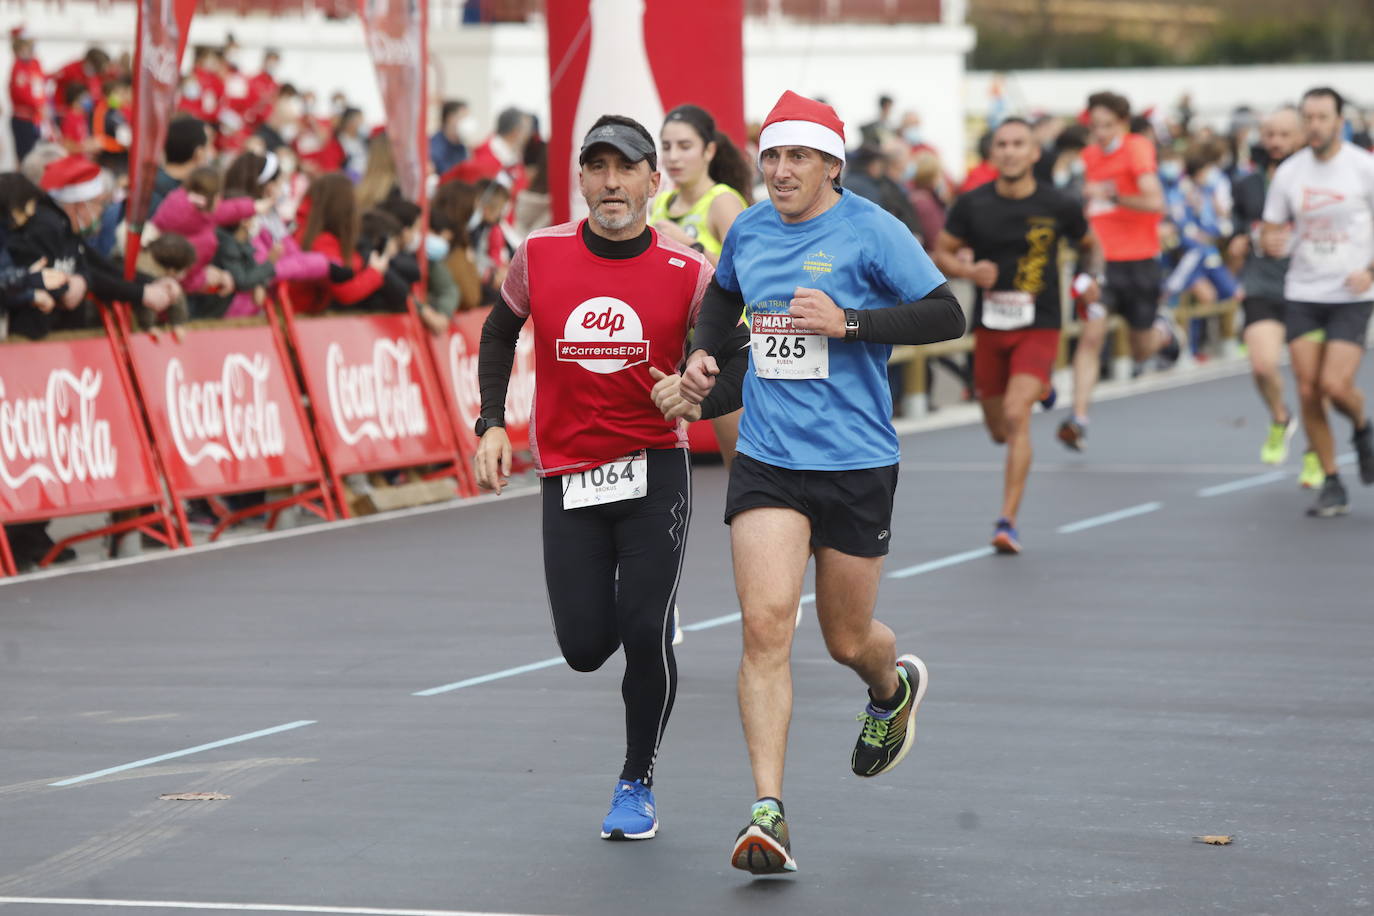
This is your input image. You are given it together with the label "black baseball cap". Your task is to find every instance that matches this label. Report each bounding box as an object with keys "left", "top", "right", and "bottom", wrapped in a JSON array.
[{"left": 578, "top": 121, "right": 657, "bottom": 169}]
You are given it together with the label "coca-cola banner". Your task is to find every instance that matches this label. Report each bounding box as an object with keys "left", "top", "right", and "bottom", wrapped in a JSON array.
[
  {"left": 431, "top": 307, "right": 534, "bottom": 454},
  {"left": 290, "top": 314, "right": 456, "bottom": 476},
  {"left": 546, "top": 0, "right": 745, "bottom": 222},
  {"left": 0, "top": 339, "right": 164, "bottom": 524},
  {"left": 358, "top": 0, "right": 427, "bottom": 203},
  {"left": 126, "top": 328, "right": 322, "bottom": 495}
]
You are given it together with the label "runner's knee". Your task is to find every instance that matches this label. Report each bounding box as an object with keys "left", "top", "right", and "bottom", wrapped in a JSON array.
[{"left": 558, "top": 633, "right": 619, "bottom": 672}]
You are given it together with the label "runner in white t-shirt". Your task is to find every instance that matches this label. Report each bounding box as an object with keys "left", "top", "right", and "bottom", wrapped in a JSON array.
[{"left": 1261, "top": 86, "right": 1374, "bottom": 516}]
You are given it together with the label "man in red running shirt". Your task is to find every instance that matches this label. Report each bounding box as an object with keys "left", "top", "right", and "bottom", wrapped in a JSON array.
[
  {"left": 1059, "top": 91, "right": 1176, "bottom": 451},
  {"left": 473, "top": 115, "right": 747, "bottom": 844}
]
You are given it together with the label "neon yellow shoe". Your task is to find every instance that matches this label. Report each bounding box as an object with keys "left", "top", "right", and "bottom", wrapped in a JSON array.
[
  {"left": 1261, "top": 417, "right": 1297, "bottom": 465},
  {"left": 1298, "top": 451, "right": 1324, "bottom": 489}
]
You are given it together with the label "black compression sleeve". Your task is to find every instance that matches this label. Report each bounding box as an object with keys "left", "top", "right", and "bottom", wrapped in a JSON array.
[
  {"left": 478, "top": 299, "right": 527, "bottom": 422},
  {"left": 699, "top": 320, "right": 750, "bottom": 419},
  {"left": 854, "top": 282, "right": 966, "bottom": 345},
  {"left": 690, "top": 278, "right": 745, "bottom": 358}
]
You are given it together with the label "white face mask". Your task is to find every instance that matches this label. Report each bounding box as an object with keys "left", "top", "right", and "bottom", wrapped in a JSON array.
[
  {"left": 405, "top": 233, "right": 422, "bottom": 254},
  {"left": 457, "top": 115, "right": 481, "bottom": 147}
]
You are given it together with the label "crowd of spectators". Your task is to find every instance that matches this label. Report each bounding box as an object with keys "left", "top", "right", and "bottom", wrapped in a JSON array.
[{"left": 1, "top": 32, "right": 553, "bottom": 569}]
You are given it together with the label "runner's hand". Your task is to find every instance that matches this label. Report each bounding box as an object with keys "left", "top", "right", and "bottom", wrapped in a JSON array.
[
  {"left": 1346, "top": 268, "right": 1373, "bottom": 295},
  {"left": 41, "top": 267, "right": 68, "bottom": 290},
  {"left": 649, "top": 366, "right": 702, "bottom": 423},
  {"left": 474, "top": 427, "right": 513, "bottom": 494},
  {"left": 653, "top": 220, "right": 693, "bottom": 248},
  {"left": 970, "top": 260, "right": 998, "bottom": 289},
  {"left": 680, "top": 349, "right": 718, "bottom": 404},
  {"left": 61, "top": 273, "right": 87, "bottom": 310},
  {"left": 790, "top": 286, "right": 845, "bottom": 337},
  {"left": 33, "top": 289, "right": 55, "bottom": 313}
]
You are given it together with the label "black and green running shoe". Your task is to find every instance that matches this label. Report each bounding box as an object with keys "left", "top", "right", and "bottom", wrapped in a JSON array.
[
  {"left": 851, "top": 654, "right": 928, "bottom": 778},
  {"left": 730, "top": 803, "right": 797, "bottom": 875}
]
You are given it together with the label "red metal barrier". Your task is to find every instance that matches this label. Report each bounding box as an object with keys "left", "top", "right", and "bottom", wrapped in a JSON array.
[
  {"left": 282, "top": 305, "right": 464, "bottom": 516},
  {"left": 119, "top": 312, "right": 336, "bottom": 545},
  {"left": 431, "top": 307, "right": 535, "bottom": 458},
  {"left": 0, "top": 333, "right": 177, "bottom": 576}
]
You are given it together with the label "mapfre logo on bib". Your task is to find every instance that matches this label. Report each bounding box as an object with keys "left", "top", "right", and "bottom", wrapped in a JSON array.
[{"left": 556, "top": 297, "right": 650, "bottom": 375}]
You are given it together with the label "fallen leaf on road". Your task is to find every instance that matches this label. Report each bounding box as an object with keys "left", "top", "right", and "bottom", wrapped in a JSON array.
[
  {"left": 1192, "top": 835, "right": 1232, "bottom": 845},
  {"left": 159, "top": 792, "right": 230, "bottom": 801}
]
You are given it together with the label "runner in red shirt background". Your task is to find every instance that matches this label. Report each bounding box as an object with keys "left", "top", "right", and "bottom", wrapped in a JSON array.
[{"left": 1059, "top": 90, "right": 1178, "bottom": 451}]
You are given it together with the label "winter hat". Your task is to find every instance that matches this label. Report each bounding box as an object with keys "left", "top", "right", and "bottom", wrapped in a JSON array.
[
  {"left": 41, "top": 155, "right": 107, "bottom": 204},
  {"left": 758, "top": 91, "right": 846, "bottom": 165}
]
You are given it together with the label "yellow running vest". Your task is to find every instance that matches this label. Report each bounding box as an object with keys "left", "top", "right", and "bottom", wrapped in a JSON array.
[{"left": 650, "top": 183, "right": 747, "bottom": 257}]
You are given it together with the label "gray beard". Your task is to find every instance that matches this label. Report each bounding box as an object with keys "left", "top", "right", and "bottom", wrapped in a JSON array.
[{"left": 590, "top": 200, "right": 643, "bottom": 232}]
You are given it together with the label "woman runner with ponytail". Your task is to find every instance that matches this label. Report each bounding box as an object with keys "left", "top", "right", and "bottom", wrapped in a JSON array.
[{"left": 652, "top": 104, "right": 753, "bottom": 467}]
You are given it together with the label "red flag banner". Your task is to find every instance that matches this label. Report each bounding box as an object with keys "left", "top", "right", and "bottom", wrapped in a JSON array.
[
  {"left": 546, "top": 0, "right": 745, "bottom": 223},
  {"left": 127, "top": 0, "right": 185, "bottom": 235},
  {"left": 358, "top": 0, "right": 428, "bottom": 203}
]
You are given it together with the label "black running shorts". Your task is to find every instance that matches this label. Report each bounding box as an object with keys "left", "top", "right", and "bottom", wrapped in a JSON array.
[
  {"left": 724, "top": 453, "right": 898, "bottom": 558},
  {"left": 1285, "top": 300, "right": 1374, "bottom": 344},
  {"left": 1242, "top": 296, "right": 1287, "bottom": 330},
  {"left": 1103, "top": 259, "right": 1163, "bottom": 331}
]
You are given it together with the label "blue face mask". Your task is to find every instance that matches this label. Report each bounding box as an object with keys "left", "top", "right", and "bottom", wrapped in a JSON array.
[
  {"left": 424, "top": 233, "right": 451, "bottom": 261},
  {"left": 1159, "top": 160, "right": 1183, "bottom": 182},
  {"left": 903, "top": 127, "right": 923, "bottom": 146}
]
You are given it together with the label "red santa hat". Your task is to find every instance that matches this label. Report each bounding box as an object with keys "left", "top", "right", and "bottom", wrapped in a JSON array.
[
  {"left": 40, "top": 155, "right": 107, "bottom": 205},
  {"left": 758, "top": 90, "right": 847, "bottom": 165}
]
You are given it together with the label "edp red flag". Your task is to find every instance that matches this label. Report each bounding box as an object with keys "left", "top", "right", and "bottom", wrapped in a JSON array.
[
  {"left": 546, "top": 0, "right": 745, "bottom": 223},
  {"left": 126, "top": 328, "right": 323, "bottom": 495},
  {"left": 0, "top": 338, "right": 164, "bottom": 523},
  {"left": 359, "top": 0, "right": 428, "bottom": 203}
]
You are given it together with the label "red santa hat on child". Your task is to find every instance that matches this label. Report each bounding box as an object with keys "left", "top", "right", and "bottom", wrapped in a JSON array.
[
  {"left": 40, "top": 156, "right": 107, "bottom": 205},
  {"left": 757, "top": 91, "right": 847, "bottom": 165}
]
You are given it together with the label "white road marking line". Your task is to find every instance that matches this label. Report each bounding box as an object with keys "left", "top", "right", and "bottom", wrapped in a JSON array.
[
  {"left": 886, "top": 546, "right": 996, "bottom": 579},
  {"left": 412, "top": 658, "right": 565, "bottom": 696},
  {"left": 0, "top": 898, "right": 555, "bottom": 916},
  {"left": 679, "top": 613, "right": 741, "bottom": 632},
  {"left": 1198, "top": 471, "right": 1288, "bottom": 497},
  {"left": 49, "top": 721, "right": 317, "bottom": 787},
  {"left": 1056, "top": 502, "right": 1162, "bottom": 534}
]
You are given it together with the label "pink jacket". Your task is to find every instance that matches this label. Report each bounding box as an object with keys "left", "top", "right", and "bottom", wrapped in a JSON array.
[
  {"left": 223, "top": 226, "right": 331, "bottom": 318},
  {"left": 151, "top": 190, "right": 257, "bottom": 293}
]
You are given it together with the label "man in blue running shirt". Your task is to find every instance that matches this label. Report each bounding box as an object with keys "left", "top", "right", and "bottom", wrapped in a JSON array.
[{"left": 675, "top": 91, "right": 965, "bottom": 874}]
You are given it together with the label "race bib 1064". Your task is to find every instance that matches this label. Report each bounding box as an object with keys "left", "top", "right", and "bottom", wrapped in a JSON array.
[
  {"left": 561, "top": 451, "right": 647, "bottom": 510},
  {"left": 981, "top": 290, "right": 1036, "bottom": 330},
  {"left": 750, "top": 313, "right": 829, "bottom": 380}
]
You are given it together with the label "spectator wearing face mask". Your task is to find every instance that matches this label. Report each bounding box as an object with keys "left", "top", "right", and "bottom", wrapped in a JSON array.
[{"left": 430, "top": 100, "right": 472, "bottom": 176}]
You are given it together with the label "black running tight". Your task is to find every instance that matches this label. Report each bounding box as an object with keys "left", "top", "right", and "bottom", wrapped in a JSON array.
[{"left": 540, "top": 447, "right": 691, "bottom": 786}]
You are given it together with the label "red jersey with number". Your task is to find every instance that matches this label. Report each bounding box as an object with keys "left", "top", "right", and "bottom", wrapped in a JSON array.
[{"left": 500, "top": 221, "right": 713, "bottom": 477}]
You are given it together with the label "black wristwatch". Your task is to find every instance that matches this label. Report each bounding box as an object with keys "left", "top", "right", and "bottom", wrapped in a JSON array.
[
  {"left": 844, "top": 308, "right": 861, "bottom": 341},
  {"left": 474, "top": 416, "right": 506, "bottom": 437}
]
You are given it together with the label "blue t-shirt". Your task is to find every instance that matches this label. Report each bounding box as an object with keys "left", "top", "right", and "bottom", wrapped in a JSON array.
[{"left": 717, "top": 189, "right": 944, "bottom": 471}]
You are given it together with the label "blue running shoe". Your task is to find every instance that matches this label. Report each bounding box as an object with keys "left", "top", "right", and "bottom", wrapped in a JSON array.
[
  {"left": 1038, "top": 385, "right": 1057, "bottom": 411},
  {"left": 601, "top": 779, "right": 658, "bottom": 840},
  {"left": 991, "top": 518, "right": 1021, "bottom": 555}
]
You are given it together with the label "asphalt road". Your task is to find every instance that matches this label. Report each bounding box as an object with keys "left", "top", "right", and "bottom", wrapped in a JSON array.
[{"left": 1, "top": 365, "right": 1372, "bottom": 916}]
